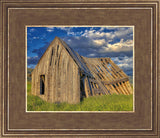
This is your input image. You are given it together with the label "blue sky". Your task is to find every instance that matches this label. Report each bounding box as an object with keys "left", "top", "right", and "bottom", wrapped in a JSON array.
[{"left": 27, "top": 26, "right": 133, "bottom": 76}]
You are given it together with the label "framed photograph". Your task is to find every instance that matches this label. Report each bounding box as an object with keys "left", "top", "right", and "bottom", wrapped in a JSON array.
[
  {"left": 0, "top": 0, "right": 159, "bottom": 137},
  {"left": 26, "top": 26, "right": 134, "bottom": 112}
]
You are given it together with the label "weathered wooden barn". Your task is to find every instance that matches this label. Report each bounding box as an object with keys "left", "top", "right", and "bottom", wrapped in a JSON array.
[{"left": 31, "top": 37, "right": 132, "bottom": 104}]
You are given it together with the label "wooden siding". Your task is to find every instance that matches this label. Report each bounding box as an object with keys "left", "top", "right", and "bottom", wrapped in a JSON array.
[{"left": 31, "top": 38, "right": 80, "bottom": 104}]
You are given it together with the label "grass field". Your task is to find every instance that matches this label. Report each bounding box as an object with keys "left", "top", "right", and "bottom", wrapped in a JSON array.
[{"left": 27, "top": 81, "right": 133, "bottom": 111}]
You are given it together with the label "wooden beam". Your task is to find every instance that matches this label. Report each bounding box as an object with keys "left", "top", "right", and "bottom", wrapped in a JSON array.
[
  {"left": 84, "top": 59, "right": 110, "bottom": 95},
  {"left": 109, "top": 65, "right": 122, "bottom": 79},
  {"left": 101, "top": 62, "right": 116, "bottom": 80},
  {"left": 126, "top": 81, "right": 133, "bottom": 94},
  {"left": 95, "top": 59, "right": 122, "bottom": 95},
  {"left": 121, "top": 82, "right": 129, "bottom": 95},
  {"left": 117, "top": 82, "right": 126, "bottom": 95},
  {"left": 113, "top": 84, "right": 122, "bottom": 94},
  {"left": 109, "top": 59, "right": 128, "bottom": 78},
  {"left": 123, "top": 81, "right": 131, "bottom": 95},
  {"left": 108, "top": 84, "right": 119, "bottom": 95},
  {"left": 91, "top": 60, "right": 109, "bottom": 81},
  {"left": 83, "top": 77, "right": 89, "bottom": 98},
  {"left": 99, "top": 59, "right": 120, "bottom": 80},
  {"left": 102, "top": 77, "right": 129, "bottom": 85},
  {"left": 95, "top": 60, "right": 113, "bottom": 82}
]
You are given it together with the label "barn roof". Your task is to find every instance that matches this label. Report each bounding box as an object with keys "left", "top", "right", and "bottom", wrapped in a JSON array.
[{"left": 56, "top": 37, "right": 93, "bottom": 77}]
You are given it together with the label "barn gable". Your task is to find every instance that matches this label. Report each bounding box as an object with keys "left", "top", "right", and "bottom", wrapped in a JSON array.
[
  {"left": 31, "top": 37, "right": 83, "bottom": 103},
  {"left": 32, "top": 37, "right": 92, "bottom": 76}
]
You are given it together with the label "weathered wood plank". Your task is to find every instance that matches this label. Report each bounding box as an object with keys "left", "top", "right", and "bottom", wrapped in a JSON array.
[
  {"left": 76, "top": 68, "right": 80, "bottom": 102},
  {"left": 121, "top": 82, "right": 129, "bottom": 95},
  {"left": 123, "top": 81, "right": 129, "bottom": 94},
  {"left": 117, "top": 82, "right": 126, "bottom": 95},
  {"left": 108, "top": 84, "right": 119, "bottom": 95},
  {"left": 60, "top": 50, "right": 65, "bottom": 102},
  {"left": 68, "top": 56, "right": 73, "bottom": 102},
  {"left": 109, "top": 59, "right": 128, "bottom": 78},
  {"left": 95, "top": 60, "right": 113, "bottom": 81},
  {"left": 101, "top": 61, "right": 116, "bottom": 81},
  {"left": 73, "top": 63, "right": 79, "bottom": 103},
  {"left": 66, "top": 54, "right": 70, "bottom": 103},
  {"left": 83, "top": 59, "right": 108, "bottom": 94},
  {"left": 113, "top": 84, "right": 122, "bottom": 94},
  {"left": 84, "top": 77, "right": 89, "bottom": 98},
  {"left": 109, "top": 65, "right": 122, "bottom": 79},
  {"left": 126, "top": 81, "right": 133, "bottom": 94},
  {"left": 102, "top": 77, "right": 129, "bottom": 85}
]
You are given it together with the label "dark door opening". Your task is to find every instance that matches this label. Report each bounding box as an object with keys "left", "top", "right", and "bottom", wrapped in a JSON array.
[{"left": 40, "top": 75, "right": 45, "bottom": 95}]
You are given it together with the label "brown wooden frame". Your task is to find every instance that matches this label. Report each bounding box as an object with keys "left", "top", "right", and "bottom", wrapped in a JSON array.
[{"left": 0, "top": 0, "right": 159, "bottom": 137}]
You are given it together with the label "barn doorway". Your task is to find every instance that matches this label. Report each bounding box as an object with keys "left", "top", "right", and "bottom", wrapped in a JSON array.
[{"left": 40, "top": 75, "right": 45, "bottom": 95}]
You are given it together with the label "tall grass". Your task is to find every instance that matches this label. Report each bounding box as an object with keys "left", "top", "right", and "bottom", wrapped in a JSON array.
[
  {"left": 27, "top": 81, "right": 31, "bottom": 94},
  {"left": 27, "top": 82, "right": 133, "bottom": 111}
]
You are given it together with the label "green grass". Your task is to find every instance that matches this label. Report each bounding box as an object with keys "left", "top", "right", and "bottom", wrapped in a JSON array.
[
  {"left": 27, "top": 82, "right": 133, "bottom": 111},
  {"left": 27, "top": 81, "right": 31, "bottom": 94}
]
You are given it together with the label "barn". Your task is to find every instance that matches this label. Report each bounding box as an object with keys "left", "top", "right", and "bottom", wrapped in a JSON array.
[{"left": 31, "top": 37, "right": 133, "bottom": 104}]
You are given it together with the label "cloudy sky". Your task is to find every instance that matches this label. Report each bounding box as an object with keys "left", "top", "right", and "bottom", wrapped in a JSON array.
[{"left": 27, "top": 26, "right": 133, "bottom": 76}]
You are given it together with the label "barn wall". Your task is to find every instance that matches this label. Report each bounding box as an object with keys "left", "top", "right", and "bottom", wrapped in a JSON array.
[
  {"left": 31, "top": 38, "right": 80, "bottom": 104},
  {"left": 31, "top": 39, "right": 52, "bottom": 101},
  {"left": 48, "top": 40, "right": 80, "bottom": 104}
]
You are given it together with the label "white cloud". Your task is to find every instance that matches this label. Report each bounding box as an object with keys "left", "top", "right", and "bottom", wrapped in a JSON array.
[
  {"left": 63, "top": 27, "right": 133, "bottom": 61},
  {"left": 95, "top": 39, "right": 133, "bottom": 54},
  {"left": 106, "top": 39, "right": 133, "bottom": 52},
  {"left": 27, "top": 56, "right": 39, "bottom": 65},
  {"left": 57, "top": 27, "right": 83, "bottom": 36},
  {"left": 82, "top": 29, "right": 115, "bottom": 40},
  {"left": 82, "top": 27, "right": 133, "bottom": 41},
  {"left": 67, "top": 31, "right": 75, "bottom": 35},
  {"left": 114, "top": 27, "right": 133, "bottom": 38},
  {"left": 33, "top": 36, "right": 39, "bottom": 39},
  {"left": 29, "top": 28, "right": 35, "bottom": 32},
  {"left": 64, "top": 31, "right": 133, "bottom": 57},
  {"left": 46, "top": 27, "right": 54, "bottom": 32},
  {"left": 99, "top": 27, "right": 105, "bottom": 31},
  {"left": 93, "top": 39, "right": 106, "bottom": 46},
  {"left": 58, "top": 27, "right": 72, "bottom": 31},
  {"left": 87, "top": 53, "right": 96, "bottom": 57},
  {"left": 27, "top": 56, "right": 38, "bottom": 60}
]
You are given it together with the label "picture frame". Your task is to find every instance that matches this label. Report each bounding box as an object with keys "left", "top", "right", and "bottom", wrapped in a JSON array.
[
  {"left": 26, "top": 25, "right": 134, "bottom": 112},
  {"left": 0, "top": 0, "right": 159, "bottom": 137}
]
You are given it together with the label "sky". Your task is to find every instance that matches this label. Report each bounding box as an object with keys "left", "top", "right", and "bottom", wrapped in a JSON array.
[{"left": 27, "top": 26, "right": 133, "bottom": 76}]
